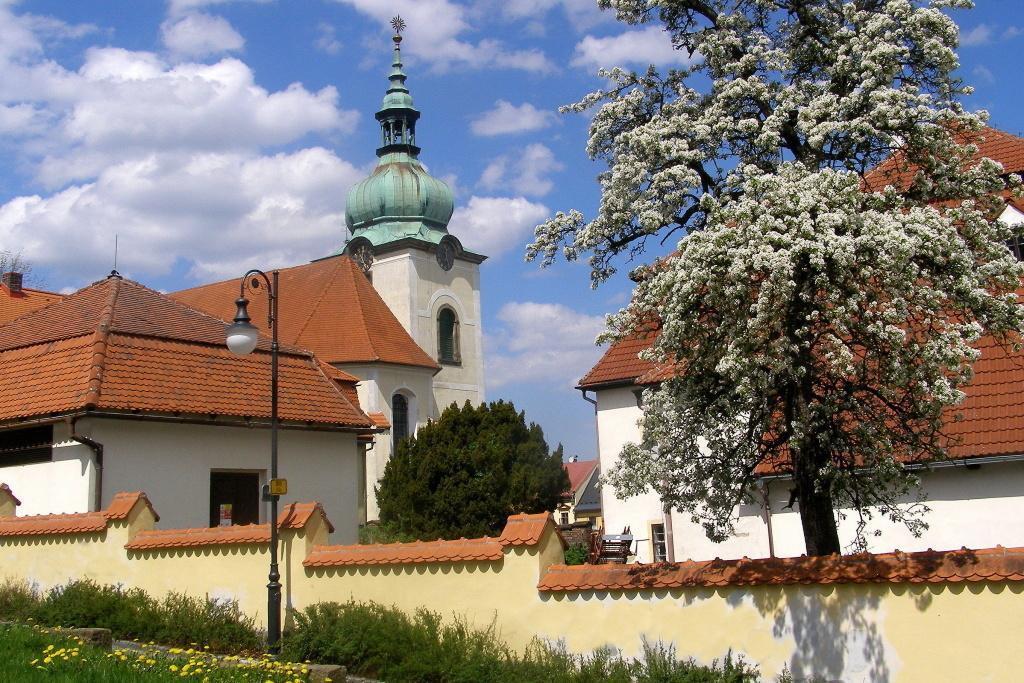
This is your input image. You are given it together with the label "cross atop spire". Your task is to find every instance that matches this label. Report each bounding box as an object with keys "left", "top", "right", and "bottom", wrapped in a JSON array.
[{"left": 375, "top": 17, "right": 419, "bottom": 157}]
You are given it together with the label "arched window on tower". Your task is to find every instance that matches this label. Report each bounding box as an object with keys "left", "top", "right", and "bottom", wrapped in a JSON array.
[
  {"left": 392, "top": 393, "right": 410, "bottom": 450},
  {"left": 437, "top": 307, "right": 461, "bottom": 365}
]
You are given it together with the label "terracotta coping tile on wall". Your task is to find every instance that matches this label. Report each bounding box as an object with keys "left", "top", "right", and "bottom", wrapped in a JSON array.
[
  {"left": 0, "top": 483, "right": 21, "bottom": 506},
  {"left": 0, "top": 511, "right": 109, "bottom": 537},
  {"left": 105, "top": 491, "right": 159, "bottom": 522},
  {"left": 125, "top": 501, "right": 333, "bottom": 550},
  {"left": 304, "top": 537, "right": 505, "bottom": 567},
  {"left": 278, "top": 502, "right": 334, "bottom": 533},
  {"left": 537, "top": 545, "right": 1024, "bottom": 592},
  {"left": 498, "top": 512, "right": 560, "bottom": 548},
  {"left": 126, "top": 524, "right": 272, "bottom": 550}
]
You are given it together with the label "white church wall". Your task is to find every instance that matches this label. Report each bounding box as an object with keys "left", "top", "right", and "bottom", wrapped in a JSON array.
[
  {"left": 0, "top": 422, "right": 96, "bottom": 516},
  {"left": 75, "top": 417, "right": 361, "bottom": 543},
  {"left": 339, "top": 362, "right": 436, "bottom": 521},
  {"left": 370, "top": 249, "right": 484, "bottom": 413}
]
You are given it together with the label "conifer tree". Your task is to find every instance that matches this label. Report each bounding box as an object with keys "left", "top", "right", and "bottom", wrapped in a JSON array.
[{"left": 376, "top": 401, "right": 569, "bottom": 540}]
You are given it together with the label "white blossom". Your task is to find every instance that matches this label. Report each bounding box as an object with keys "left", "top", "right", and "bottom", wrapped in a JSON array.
[{"left": 530, "top": 0, "right": 1024, "bottom": 553}]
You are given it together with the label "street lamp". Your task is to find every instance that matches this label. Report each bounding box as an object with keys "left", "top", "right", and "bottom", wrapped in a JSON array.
[{"left": 225, "top": 269, "right": 282, "bottom": 653}]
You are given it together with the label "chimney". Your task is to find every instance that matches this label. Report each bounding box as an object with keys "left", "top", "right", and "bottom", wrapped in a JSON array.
[
  {"left": 1, "top": 272, "right": 22, "bottom": 294},
  {"left": 569, "top": 455, "right": 578, "bottom": 463}
]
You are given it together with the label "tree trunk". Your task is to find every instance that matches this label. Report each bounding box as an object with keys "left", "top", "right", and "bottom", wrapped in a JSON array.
[{"left": 794, "top": 471, "right": 842, "bottom": 556}]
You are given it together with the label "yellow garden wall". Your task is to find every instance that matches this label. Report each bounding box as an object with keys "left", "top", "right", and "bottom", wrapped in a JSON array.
[{"left": 2, "top": 487, "right": 1022, "bottom": 682}]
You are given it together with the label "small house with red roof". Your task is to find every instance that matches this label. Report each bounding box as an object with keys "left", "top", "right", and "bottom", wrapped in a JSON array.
[
  {"left": 580, "top": 127, "right": 1024, "bottom": 564},
  {"left": 0, "top": 272, "right": 378, "bottom": 540},
  {"left": 556, "top": 457, "right": 601, "bottom": 528}
]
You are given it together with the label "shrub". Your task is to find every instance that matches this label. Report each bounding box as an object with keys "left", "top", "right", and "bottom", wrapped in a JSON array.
[
  {"left": 0, "top": 579, "right": 39, "bottom": 622},
  {"left": 563, "top": 544, "right": 588, "bottom": 565},
  {"left": 282, "top": 600, "right": 762, "bottom": 682},
  {"left": 0, "top": 579, "right": 260, "bottom": 654}
]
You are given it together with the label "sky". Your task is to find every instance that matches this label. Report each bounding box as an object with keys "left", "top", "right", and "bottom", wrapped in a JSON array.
[{"left": 1, "top": 1, "right": 1023, "bottom": 460}]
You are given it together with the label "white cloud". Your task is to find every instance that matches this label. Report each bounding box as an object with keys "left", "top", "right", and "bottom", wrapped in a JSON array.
[
  {"left": 448, "top": 196, "right": 549, "bottom": 258},
  {"left": 167, "top": 0, "right": 271, "bottom": 18},
  {"left": 496, "top": 0, "right": 607, "bottom": 31},
  {"left": 486, "top": 301, "right": 606, "bottom": 388},
  {"left": 960, "top": 24, "right": 993, "bottom": 47},
  {"left": 334, "top": 0, "right": 556, "bottom": 73},
  {"left": 315, "top": 22, "right": 342, "bottom": 55},
  {"left": 960, "top": 23, "right": 1021, "bottom": 48},
  {"left": 471, "top": 100, "right": 556, "bottom": 136},
  {"left": 162, "top": 13, "right": 245, "bottom": 59},
  {"left": 972, "top": 65, "right": 995, "bottom": 86},
  {"left": 0, "top": 3, "right": 364, "bottom": 287},
  {"left": 0, "top": 147, "right": 363, "bottom": 283},
  {"left": 10, "top": 46, "right": 356, "bottom": 186},
  {"left": 571, "top": 25, "right": 694, "bottom": 71},
  {"left": 478, "top": 143, "right": 563, "bottom": 196}
]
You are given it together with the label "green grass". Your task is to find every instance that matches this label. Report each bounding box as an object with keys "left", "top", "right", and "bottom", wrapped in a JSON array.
[{"left": 0, "top": 622, "right": 318, "bottom": 682}]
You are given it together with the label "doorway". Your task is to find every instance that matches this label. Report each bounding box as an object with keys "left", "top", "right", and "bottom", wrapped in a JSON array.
[{"left": 209, "top": 471, "right": 260, "bottom": 527}]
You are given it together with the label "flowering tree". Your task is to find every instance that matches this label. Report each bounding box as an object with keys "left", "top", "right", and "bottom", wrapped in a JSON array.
[{"left": 529, "top": 0, "right": 1024, "bottom": 555}]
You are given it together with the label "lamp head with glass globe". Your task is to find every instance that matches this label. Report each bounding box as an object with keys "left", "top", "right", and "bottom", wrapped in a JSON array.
[{"left": 226, "top": 296, "right": 260, "bottom": 355}]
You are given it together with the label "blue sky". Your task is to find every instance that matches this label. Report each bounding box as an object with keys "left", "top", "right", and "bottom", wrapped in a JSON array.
[{"left": 1, "top": 0, "right": 1023, "bottom": 460}]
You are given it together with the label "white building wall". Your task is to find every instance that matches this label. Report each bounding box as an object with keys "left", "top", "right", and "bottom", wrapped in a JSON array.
[
  {"left": 72, "top": 417, "right": 361, "bottom": 543},
  {"left": 338, "top": 362, "right": 435, "bottom": 521},
  {"left": 369, "top": 249, "right": 484, "bottom": 412},
  {"left": 0, "top": 422, "right": 96, "bottom": 516},
  {"left": 594, "top": 386, "right": 1024, "bottom": 562},
  {"left": 594, "top": 386, "right": 664, "bottom": 563}
]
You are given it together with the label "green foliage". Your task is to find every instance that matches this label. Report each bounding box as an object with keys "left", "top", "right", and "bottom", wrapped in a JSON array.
[
  {"left": 376, "top": 400, "right": 570, "bottom": 540},
  {"left": 282, "top": 600, "right": 763, "bottom": 682},
  {"left": 0, "top": 579, "right": 260, "bottom": 654},
  {"left": 0, "top": 622, "right": 308, "bottom": 681},
  {"left": 564, "top": 544, "right": 588, "bottom": 565}
]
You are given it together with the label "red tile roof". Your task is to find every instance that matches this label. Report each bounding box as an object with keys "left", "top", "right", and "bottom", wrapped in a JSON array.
[
  {"left": 0, "top": 276, "right": 373, "bottom": 429},
  {"left": 0, "top": 491, "right": 156, "bottom": 537},
  {"left": 125, "top": 501, "right": 334, "bottom": 550},
  {"left": 172, "top": 256, "right": 439, "bottom": 371},
  {"left": 563, "top": 460, "right": 597, "bottom": 496},
  {"left": 303, "top": 512, "right": 561, "bottom": 568},
  {"left": 0, "top": 283, "right": 62, "bottom": 326},
  {"left": 864, "top": 126, "right": 1024, "bottom": 193},
  {"left": 538, "top": 545, "right": 1024, "bottom": 591},
  {"left": 577, "top": 328, "right": 659, "bottom": 389},
  {"left": 368, "top": 412, "right": 391, "bottom": 429}
]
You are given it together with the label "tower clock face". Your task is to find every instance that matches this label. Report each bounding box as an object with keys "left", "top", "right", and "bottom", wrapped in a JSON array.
[
  {"left": 353, "top": 244, "right": 374, "bottom": 273},
  {"left": 436, "top": 241, "right": 455, "bottom": 271}
]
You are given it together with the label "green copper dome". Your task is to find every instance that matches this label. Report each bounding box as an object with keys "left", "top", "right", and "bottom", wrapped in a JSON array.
[{"left": 344, "top": 31, "right": 454, "bottom": 247}]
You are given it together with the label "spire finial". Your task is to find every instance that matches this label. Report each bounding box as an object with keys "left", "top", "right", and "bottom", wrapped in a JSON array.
[{"left": 391, "top": 15, "right": 406, "bottom": 37}]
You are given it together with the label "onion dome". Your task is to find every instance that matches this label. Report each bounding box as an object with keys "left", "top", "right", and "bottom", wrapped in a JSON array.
[{"left": 344, "top": 24, "right": 455, "bottom": 248}]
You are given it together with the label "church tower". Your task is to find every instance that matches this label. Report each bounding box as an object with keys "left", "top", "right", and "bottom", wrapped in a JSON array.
[{"left": 342, "top": 19, "right": 486, "bottom": 419}]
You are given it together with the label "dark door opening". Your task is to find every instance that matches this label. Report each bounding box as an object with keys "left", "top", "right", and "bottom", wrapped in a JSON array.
[{"left": 209, "top": 471, "right": 260, "bottom": 527}]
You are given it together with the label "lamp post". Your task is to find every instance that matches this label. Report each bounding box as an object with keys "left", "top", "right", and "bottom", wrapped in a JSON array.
[{"left": 224, "top": 269, "right": 282, "bottom": 653}]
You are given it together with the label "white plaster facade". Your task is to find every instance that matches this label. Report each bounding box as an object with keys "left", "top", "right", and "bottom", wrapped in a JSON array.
[
  {"left": 337, "top": 361, "right": 436, "bottom": 520},
  {"left": 0, "top": 417, "right": 362, "bottom": 542},
  {"left": 369, "top": 247, "right": 485, "bottom": 411},
  {"left": 592, "top": 384, "right": 1024, "bottom": 563}
]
